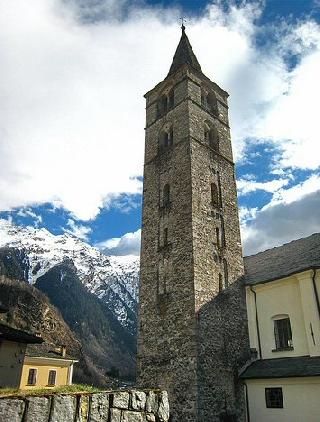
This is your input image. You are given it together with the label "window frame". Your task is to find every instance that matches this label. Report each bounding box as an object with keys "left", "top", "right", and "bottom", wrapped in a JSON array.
[
  {"left": 47, "top": 369, "right": 57, "bottom": 387},
  {"left": 265, "top": 387, "right": 283, "bottom": 409},
  {"left": 27, "top": 368, "right": 37, "bottom": 386},
  {"left": 273, "top": 316, "right": 293, "bottom": 351}
]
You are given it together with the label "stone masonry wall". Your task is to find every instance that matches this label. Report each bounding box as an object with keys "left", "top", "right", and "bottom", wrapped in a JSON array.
[
  {"left": 0, "top": 389, "right": 169, "bottom": 422},
  {"left": 197, "top": 279, "right": 251, "bottom": 422}
]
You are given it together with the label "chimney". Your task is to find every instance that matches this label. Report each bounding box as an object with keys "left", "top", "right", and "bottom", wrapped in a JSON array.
[{"left": 61, "top": 345, "right": 66, "bottom": 358}]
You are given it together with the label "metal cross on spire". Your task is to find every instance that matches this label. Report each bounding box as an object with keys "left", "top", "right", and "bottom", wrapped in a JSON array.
[{"left": 180, "top": 17, "right": 186, "bottom": 32}]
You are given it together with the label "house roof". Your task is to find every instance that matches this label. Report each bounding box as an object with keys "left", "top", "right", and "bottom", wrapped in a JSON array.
[
  {"left": 240, "top": 356, "right": 320, "bottom": 379},
  {"left": 0, "top": 323, "right": 43, "bottom": 344},
  {"left": 168, "top": 26, "right": 202, "bottom": 76},
  {"left": 244, "top": 233, "right": 320, "bottom": 286},
  {"left": 26, "top": 343, "right": 77, "bottom": 361}
]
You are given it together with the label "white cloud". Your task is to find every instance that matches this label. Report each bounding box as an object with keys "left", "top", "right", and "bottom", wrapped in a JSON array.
[
  {"left": 111, "top": 194, "right": 142, "bottom": 214},
  {"left": 97, "top": 229, "right": 141, "bottom": 256},
  {"left": 17, "top": 208, "right": 43, "bottom": 225},
  {"left": 242, "top": 189, "right": 320, "bottom": 256},
  {"left": 237, "top": 178, "right": 289, "bottom": 196},
  {"left": 241, "top": 173, "right": 320, "bottom": 254},
  {"left": 239, "top": 206, "right": 258, "bottom": 225},
  {"left": 63, "top": 218, "right": 92, "bottom": 240},
  {"left": 0, "top": 0, "right": 320, "bottom": 222},
  {"left": 265, "top": 173, "right": 320, "bottom": 207}
]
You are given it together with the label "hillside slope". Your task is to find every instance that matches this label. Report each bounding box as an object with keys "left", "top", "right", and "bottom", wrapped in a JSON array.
[
  {"left": 0, "top": 247, "right": 136, "bottom": 383},
  {"left": 0, "top": 220, "right": 139, "bottom": 336},
  {"left": 35, "top": 260, "right": 136, "bottom": 379}
]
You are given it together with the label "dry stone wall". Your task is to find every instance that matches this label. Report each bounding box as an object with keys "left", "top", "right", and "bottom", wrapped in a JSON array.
[{"left": 0, "top": 390, "right": 169, "bottom": 422}]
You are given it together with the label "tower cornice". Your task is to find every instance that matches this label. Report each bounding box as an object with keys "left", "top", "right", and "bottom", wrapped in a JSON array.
[{"left": 144, "top": 66, "right": 228, "bottom": 100}]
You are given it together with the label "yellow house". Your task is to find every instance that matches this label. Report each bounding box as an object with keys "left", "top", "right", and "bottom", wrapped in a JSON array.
[
  {"left": 241, "top": 233, "right": 320, "bottom": 422},
  {"left": 0, "top": 321, "right": 43, "bottom": 388},
  {"left": 20, "top": 343, "right": 78, "bottom": 389}
]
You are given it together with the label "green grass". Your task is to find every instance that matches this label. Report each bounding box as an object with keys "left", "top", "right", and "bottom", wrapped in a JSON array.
[{"left": 0, "top": 384, "right": 101, "bottom": 397}]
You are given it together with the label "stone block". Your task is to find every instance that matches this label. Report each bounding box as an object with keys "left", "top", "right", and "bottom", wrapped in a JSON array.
[
  {"left": 26, "top": 396, "right": 50, "bottom": 422},
  {"left": 145, "top": 391, "right": 157, "bottom": 413},
  {"left": 110, "top": 408, "right": 122, "bottom": 422},
  {"left": 50, "top": 394, "right": 77, "bottom": 422},
  {"left": 89, "top": 393, "right": 109, "bottom": 422},
  {"left": 121, "top": 411, "right": 144, "bottom": 422},
  {"left": 0, "top": 398, "right": 25, "bottom": 422},
  {"left": 157, "top": 392, "right": 169, "bottom": 422},
  {"left": 75, "top": 395, "right": 89, "bottom": 422},
  {"left": 113, "top": 392, "right": 129, "bottom": 409},
  {"left": 131, "top": 391, "right": 146, "bottom": 411}
]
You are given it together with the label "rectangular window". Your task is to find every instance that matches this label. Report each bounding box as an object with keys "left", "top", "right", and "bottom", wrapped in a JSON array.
[
  {"left": 163, "top": 228, "right": 168, "bottom": 246},
  {"left": 265, "top": 388, "right": 283, "bottom": 408},
  {"left": 216, "top": 227, "right": 220, "bottom": 248},
  {"left": 219, "top": 273, "right": 223, "bottom": 292},
  {"left": 223, "top": 259, "right": 228, "bottom": 288},
  {"left": 27, "top": 368, "right": 37, "bottom": 385},
  {"left": 48, "top": 370, "right": 57, "bottom": 386},
  {"left": 274, "top": 318, "right": 292, "bottom": 349}
]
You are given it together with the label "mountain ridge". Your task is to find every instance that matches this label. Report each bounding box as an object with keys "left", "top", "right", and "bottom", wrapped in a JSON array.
[
  {"left": 0, "top": 219, "right": 140, "bottom": 383},
  {"left": 0, "top": 219, "right": 140, "bottom": 335}
]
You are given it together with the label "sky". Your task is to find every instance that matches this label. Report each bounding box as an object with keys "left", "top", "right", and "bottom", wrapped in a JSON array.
[{"left": 1, "top": 0, "right": 320, "bottom": 256}]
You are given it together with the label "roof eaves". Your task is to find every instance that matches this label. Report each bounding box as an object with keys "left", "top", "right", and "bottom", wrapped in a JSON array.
[{"left": 245, "top": 265, "right": 320, "bottom": 287}]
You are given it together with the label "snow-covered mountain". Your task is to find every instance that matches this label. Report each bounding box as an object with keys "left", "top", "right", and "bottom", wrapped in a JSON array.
[{"left": 0, "top": 219, "right": 140, "bottom": 334}]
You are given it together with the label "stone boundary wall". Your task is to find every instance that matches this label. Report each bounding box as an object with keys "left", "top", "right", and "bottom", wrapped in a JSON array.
[{"left": 0, "top": 389, "right": 169, "bottom": 422}]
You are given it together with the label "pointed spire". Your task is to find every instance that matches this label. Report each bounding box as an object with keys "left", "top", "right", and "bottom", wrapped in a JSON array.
[{"left": 168, "top": 25, "right": 202, "bottom": 76}]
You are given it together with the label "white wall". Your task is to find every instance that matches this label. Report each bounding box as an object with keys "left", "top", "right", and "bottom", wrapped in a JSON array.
[
  {"left": 246, "top": 270, "right": 320, "bottom": 359},
  {"left": 246, "top": 377, "right": 320, "bottom": 422}
]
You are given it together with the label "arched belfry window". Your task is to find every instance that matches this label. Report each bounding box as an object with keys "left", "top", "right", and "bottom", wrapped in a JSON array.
[
  {"left": 204, "top": 124, "right": 210, "bottom": 144},
  {"left": 157, "top": 88, "right": 175, "bottom": 118},
  {"left": 157, "top": 95, "right": 167, "bottom": 117},
  {"left": 204, "top": 123, "right": 219, "bottom": 151},
  {"left": 159, "top": 126, "right": 173, "bottom": 150},
  {"left": 207, "top": 92, "right": 217, "bottom": 112},
  {"left": 163, "top": 184, "right": 170, "bottom": 207},
  {"left": 211, "top": 183, "right": 219, "bottom": 207},
  {"left": 201, "top": 89, "right": 218, "bottom": 114},
  {"left": 209, "top": 127, "right": 219, "bottom": 151}
]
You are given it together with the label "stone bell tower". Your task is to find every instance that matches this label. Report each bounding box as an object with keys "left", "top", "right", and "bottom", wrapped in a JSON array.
[{"left": 138, "top": 26, "right": 249, "bottom": 422}]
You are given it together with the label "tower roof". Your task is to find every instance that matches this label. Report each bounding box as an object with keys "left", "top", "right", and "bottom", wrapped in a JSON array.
[{"left": 168, "top": 25, "right": 202, "bottom": 76}]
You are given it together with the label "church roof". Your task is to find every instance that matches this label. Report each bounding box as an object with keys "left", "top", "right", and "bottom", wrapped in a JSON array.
[
  {"left": 240, "top": 356, "right": 320, "bottom": 379},
  {"left": 244, "top": 233, "right": 320, "bottom": 286},
  {"left": 168, "top": 26, "right": 202, "bottom": 76}
]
